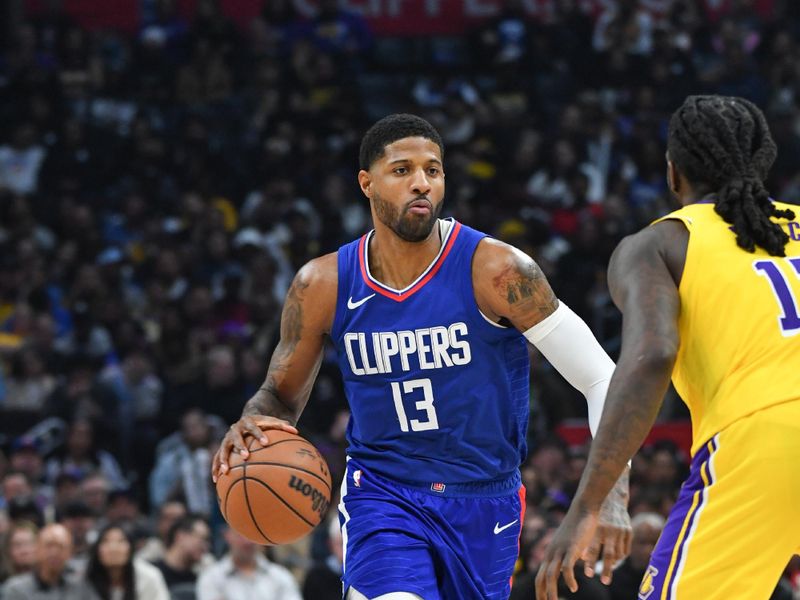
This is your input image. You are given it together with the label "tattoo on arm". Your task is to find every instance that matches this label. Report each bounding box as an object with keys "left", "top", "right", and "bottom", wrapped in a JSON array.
[
  {"left": 280, "top": 276, "right": 309, "bottom": 353},
  {"left": 241, "top": 376, "right": 297, "bottom": 423},
  {"left": 492, "top": 255, "right": 558, "bottom": 325},
  {"left": 241, "top": 276, "right": 311, "bottom": 424}
]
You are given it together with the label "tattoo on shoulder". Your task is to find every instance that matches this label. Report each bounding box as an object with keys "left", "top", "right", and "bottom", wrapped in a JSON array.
[{"left": 492, "top": 255, "right": 557, "bottom": 321}]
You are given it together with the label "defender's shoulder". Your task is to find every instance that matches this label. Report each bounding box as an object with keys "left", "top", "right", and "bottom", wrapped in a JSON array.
[{"left": 611, "top": 220, "right": 689, "bottom": 289}]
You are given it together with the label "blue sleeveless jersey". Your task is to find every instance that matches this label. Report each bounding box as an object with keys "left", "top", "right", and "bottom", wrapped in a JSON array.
[{"left": 330, "top": 219, "right": 530, "bottom": 485}]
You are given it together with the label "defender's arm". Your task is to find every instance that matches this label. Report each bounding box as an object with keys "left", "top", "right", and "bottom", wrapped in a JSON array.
[
  {"left": 570, "top": 223, "right": 683, "bottom": 511},
  {"left": 536, "top": 221, "right": 685, "bottom": 598}
]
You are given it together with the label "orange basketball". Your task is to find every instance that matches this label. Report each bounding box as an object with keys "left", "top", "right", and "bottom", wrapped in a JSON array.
[{"left": 216, "top": 430, "right": 332, "bottom": 545}]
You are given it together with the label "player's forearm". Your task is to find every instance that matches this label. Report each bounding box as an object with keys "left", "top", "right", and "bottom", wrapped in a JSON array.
[
  {"left": 573, "top": 350, "right": 674, "bottom": 512},
  {"left": 242, "top": 376, "right": 301, "bottom": 425},
  {"left": 524, "top": 302, "right": 615, "bottom": 436}
]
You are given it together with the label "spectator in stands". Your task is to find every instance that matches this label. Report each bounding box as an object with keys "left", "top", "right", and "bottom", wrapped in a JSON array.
[
  {"left": 646, "top": 440, "right": 686, "bottom": 488},
  {"left": 593, "top": 0, "right": 655, "bottom": 55},
  {"left": 105, "top": 488, "right": 147, "bottom": 530},
  {"left": 0, "top": 122, "right": 47, "bottom": 195},
  {"left": 52, "top": 468, "right": 84, "bottom": 512},
  {"left": 608, "top": 512, "right": 665, "bottom": 600},
  {"left": 5, "top": 438, "right": 51, "bottom": 508},
  {"left": 136, "top": 500, "right": 187, "bottom": 563},
  {"left": 152, "top": 514, "right": 210, "bottom": 593},
  {"left": 5, "top": 495, "right": 44, "bottom": 528},
  {"left": 471, "top": 0, "right": 531, "bottom": 67},
  {"left": 149, "top": 408, "right": 216, "bottom": 516},
  {"left": 97, "top": 350, "right": 163, "bottom": 476},
  {"left": 85, "top": 522, "right": 169, "bottom": 600},
  {"left": 197, "top": 525, "right": 301, "bottom": 600},
  {"left": 2, "top": 348, "right": 57, "bottom": 414},
  {"left": 0, "top": 471, "right": 33, "bottom": 510},
  {"left": 2, "top": 523, "right": 90, "bottom": 599},
  {"left": 53, "top": 300, "right": 114, "bottom": 362},
  {"left": 44, "top": 418, "right": 127, "bottom": 490},
  {"left": 57, "top": 499, "right": 97, "bottom": 571},
  {"left": 81, "top": 472, "right": 112, "bottom": 515},
  {"left": 0, "top": 520, "right": 38, "bottom": 584},
  {"left": 302, "top": 517, "right": 343, "bottom": 600},
  {"left": 307, "top": 0, "right": 372, "bottom": 64}
]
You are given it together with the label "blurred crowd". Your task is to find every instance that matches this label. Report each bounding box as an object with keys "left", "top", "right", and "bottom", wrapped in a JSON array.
[{"left": 1, "top": 0, "right": 800, "bottom": 598}]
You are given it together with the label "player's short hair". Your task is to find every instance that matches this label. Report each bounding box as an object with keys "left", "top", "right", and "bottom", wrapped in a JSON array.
[
  {"left": 667, "top": 95, "right": 795, "bottom": 256},
  {"left": 359, "top": 114, "right": 444, "bottom": 170}
]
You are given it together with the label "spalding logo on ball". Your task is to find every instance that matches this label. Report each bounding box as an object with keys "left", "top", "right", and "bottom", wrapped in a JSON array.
[{"left": 215, "top": 430, "right": 333, "bottom": 545}]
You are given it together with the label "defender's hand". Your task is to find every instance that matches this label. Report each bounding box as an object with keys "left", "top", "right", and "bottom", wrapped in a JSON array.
[
  {"left": 211, "top": 416, "right": 298, "bottom": 482},
  {"left": 535, "top": 508, "right": 599, "bottom": 600},
  {"left": 582, "top": 492, "right": 632, "bottom": 584}
]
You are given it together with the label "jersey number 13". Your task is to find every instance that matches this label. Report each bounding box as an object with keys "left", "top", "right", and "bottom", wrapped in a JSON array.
[{"left": 391, "top": 378, "right": 439, "bottom": 432}]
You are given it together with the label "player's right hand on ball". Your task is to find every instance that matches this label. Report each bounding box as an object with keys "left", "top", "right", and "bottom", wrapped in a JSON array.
[{"left": 212, "top": 416, "right": 298, "bottom": 482}]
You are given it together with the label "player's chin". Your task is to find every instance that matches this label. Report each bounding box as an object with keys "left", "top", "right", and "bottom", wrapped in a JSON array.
[{"left": 397, "top": 216, "right": 436, "bottom": 242}]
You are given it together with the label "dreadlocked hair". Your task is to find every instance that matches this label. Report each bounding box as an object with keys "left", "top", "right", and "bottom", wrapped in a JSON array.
[{"left": 667, "top": 95, "right": 795, "bottom": 256}]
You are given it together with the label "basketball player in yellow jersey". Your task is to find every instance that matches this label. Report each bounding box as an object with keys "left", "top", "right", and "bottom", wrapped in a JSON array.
[{"left": 536, "top": 94, "right": 800, "bottom": 600}]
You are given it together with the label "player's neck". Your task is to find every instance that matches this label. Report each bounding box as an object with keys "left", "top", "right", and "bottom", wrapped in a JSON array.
[{"left": 368, "top": 220, "right": 443, "bottom": 290}]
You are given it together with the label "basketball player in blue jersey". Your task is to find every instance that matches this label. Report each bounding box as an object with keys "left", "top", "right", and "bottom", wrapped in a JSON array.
[
  {"left": 212, "top": 114, "right": 632, "bottom": 600},
  {"left": 536, "top": 96, "right": 800, "bottom": 600}
]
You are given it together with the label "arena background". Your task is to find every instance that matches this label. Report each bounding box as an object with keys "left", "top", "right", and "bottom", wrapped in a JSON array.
[{"left": 0, "top": 0, "right": 798, "bottom": 598}]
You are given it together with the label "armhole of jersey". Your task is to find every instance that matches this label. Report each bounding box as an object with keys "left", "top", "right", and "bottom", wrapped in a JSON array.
[
  {"left": 654, "top": 214, "right": 696, "bottom": 295},
  {"left": 330, "top": 248, "right": 348, "bottom": 341},
  {"left": 652, "top": 213, "right": 694, "bottom": 231}
]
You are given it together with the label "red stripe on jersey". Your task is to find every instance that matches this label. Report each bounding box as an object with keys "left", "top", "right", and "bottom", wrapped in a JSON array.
[{"left": 358, "top": 221, "right": 462, "bottom": 302}]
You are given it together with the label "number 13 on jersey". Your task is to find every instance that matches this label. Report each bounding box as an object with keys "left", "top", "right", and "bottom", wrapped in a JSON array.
[{"left": 391, "top": 378, "right": 440, "bottom": 432}]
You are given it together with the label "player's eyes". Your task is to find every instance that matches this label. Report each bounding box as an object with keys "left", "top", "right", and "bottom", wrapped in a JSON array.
[
  {"left": 394, "top": 167, "right": 408, "bottom": 175},
  {"left": 428, "top": 168, "right": 440, "bottom": 176}
]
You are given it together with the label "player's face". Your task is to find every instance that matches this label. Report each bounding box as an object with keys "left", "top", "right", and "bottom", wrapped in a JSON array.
[{"left": 361, "top": 137, "right": 444, "bottom": 242}]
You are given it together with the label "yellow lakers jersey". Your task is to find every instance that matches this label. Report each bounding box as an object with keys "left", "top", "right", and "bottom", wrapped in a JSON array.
[{"left": 654, "top": 201, "right": 800, "bottom": 455}]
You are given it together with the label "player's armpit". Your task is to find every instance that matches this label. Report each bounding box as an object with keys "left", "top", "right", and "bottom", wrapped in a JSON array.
[{"left": 472, "top": 238, "right": 558, "bottom": 331}]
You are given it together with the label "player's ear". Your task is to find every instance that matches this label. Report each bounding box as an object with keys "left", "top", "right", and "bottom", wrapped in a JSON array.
[
  {"left": 666, "top": 159, "right": 680, "bottom": 197},
  {"left": 358, "top": 169, "right": 372, "bottom": 199}
]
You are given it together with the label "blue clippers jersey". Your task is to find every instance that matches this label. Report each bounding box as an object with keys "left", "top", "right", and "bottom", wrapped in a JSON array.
[{"left": 330, "top": 219, "right": 530, "bottom": 484}]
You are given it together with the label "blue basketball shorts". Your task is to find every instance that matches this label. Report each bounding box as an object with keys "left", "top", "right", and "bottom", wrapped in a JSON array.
[{"left": 337, "top": 458, "right": 525, "bottom": 600}]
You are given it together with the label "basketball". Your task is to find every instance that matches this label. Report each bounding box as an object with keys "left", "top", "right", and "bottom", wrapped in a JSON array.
[{"left": 216, "top": 430, "right": 332, "bottom": 545}]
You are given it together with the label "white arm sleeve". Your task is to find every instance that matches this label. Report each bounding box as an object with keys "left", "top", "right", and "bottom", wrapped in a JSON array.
[{"left": 523, "top": 301, "right": 615, "bottom": 437}]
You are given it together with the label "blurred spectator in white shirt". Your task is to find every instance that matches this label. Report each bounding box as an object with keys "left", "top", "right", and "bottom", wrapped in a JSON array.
[{"left": 197, "top": 526, "right": 301, "bottom": 600}]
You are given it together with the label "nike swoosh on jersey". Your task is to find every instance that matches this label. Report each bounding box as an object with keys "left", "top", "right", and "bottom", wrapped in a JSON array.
[
  {"left": 493, "top": 520, "right": 518, "bottom": 535},
  {"left": 347, "top": 293, "right": 376, "bottom": 309}
]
